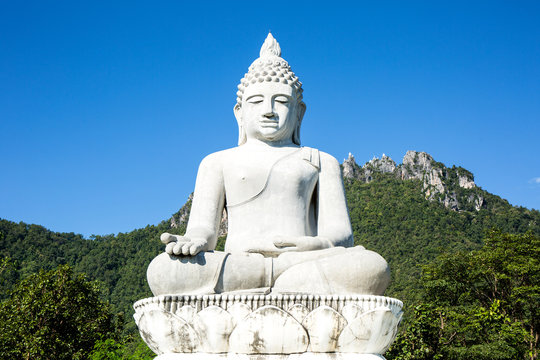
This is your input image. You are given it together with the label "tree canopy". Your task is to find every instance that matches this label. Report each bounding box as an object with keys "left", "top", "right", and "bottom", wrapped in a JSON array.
[
  {"left": 387, "top": 231, "right": 539, "bottom": 359},
  {"left": 0, "top": 265, "right": 122, "bottom": 360}
]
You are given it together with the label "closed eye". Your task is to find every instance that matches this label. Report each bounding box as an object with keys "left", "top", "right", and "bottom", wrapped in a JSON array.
[
  {"left": 274, "top": 95, "right": 289, "bottom": 103},
  {"left": 247, "top": 95, "right": 264, "bottom": 104}
]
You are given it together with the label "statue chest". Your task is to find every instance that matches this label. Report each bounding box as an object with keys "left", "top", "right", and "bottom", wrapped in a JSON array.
[{"left": 223, "top": 148, "right": 319, "bottom": 208}]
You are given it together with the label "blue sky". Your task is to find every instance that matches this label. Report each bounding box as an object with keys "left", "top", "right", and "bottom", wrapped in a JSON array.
[{"left": 1, "top": 1, "right": 539, "bottom": 237}]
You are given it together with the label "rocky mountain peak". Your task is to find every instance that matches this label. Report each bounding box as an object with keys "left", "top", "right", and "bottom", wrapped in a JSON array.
[
  {"left": 365, "top": 153, "right": 397, "bottom": 174},
  {"left": 343, "top": 150, "right": 484, "bottom": 212},
  {"left": 403, "top": 150, "right": 434, "bottom": 171},
  {"left": 170, "top": 193, "right": 193, "bottom": 228},
  {"left": 342, "top": 153, "right": 362, "bottom": 180}
]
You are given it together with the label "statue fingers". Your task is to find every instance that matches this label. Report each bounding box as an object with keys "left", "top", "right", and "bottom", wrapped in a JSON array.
[
  {"left": 161, "top": 232, "right": 191, "bottom": 244},
  {"left": 273, "top": 239, "right": 296, "bottom": 248},
  {"left": 189, "top": 243, "right": 204, "bottom": 256},
  {"left": 181, "top": 242, "right": 192, "bottom": 256},
  {"left": 165, "top": 242, "right": 176, "bottom": 254},
  {"left": 174, "top": 235, "right": 191, "bottom": 243},
  {"left": 248, "top": 245, "right": 286, "bottom": 256},
  {"left": 172, "top": 242, "right": 184, "bottom": 255},
  {"left": 160, "top": 232, "right": 175, "bottom": 244}
]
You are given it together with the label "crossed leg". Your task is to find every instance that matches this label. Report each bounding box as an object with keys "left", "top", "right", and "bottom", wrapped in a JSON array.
[{"left": 147, "top": 246, "right": 389, "bottom": 296}]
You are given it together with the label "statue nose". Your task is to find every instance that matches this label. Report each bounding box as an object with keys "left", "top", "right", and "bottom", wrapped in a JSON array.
[{"left": 262, "top": 100, "right": 276, "bottom": 118}]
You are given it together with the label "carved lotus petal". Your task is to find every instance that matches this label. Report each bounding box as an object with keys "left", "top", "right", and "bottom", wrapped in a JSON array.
[
  {"left": 287, "top": 303, "right": 310, "bottom": 323},
  {"left": 133, "top": 311, "right": 142, "bottom": 325},
  {"left": 192, "top": 305, "right": 235, "bottom": 353},
  {"left": 390, "top": 310, "right": 404, "bottom": 340},
  {"left": 341, "top": 303, "right": 364, "bottom": 323},
  {"left": 229, "top": 305, "right": 309, "bottom": 354},
  {"left": 302, "top": 305, "right": 347, "bottom": 352},
  {"left": 136, "top": 309, "right": 200, "bottom": 354},
  {"left": 228, "top": 302, "right": 252, "bottom": 326},
  {"left": 175, "top": 305, "right": 196, "bottom": 323},
  {"left": 337, "top": 308, "right": 398, "bottom": 353}
]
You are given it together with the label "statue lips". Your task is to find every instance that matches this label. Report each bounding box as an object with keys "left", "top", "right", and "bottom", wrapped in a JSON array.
[{"left": 260, "top": 118, "right": 279, "bottom": 128}]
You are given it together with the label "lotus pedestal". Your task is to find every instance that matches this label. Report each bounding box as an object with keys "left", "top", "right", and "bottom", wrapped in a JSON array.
[{"left": 134, "top": 294, "right": 402, "bottom": 359}]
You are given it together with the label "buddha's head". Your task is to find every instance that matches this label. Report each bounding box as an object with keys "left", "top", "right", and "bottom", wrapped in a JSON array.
[{"left": 234, "top": 33, "right": 306, "bottom": 146}]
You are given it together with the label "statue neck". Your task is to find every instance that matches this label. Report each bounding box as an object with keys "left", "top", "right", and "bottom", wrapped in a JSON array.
[{"left": 244, "top": 138, "right": 298, "bottom": 149}]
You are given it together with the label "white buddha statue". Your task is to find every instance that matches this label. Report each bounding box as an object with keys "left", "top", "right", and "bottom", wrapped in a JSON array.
[{"left": 147, "top": 34, "right": 390, "bottom": 296}]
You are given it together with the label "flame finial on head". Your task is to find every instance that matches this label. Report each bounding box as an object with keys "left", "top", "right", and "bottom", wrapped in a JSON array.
[
  {"left": 237, "top": 33, "right": 302, "bottom": 106},
  {"left": 260, "top": 32, "right": 281, "bottom": 57}
]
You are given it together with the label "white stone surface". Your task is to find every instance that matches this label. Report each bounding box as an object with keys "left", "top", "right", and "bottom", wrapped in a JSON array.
[
  {"left": 341, "top": 303, "right": 364, "bottom": 323},
  {"left": 302, "top": 305, "right": 347, "bottom": 352},
  {"left": 137, "top": 33, "right": 403, "bottom": 360},
  {"left": 134, "top": 294, "right": 402, "bottom": 356},
  {"left": 137, "top": 309, "right": 200, "bottom": 354},
  {"left": 155, "top": 354, "right": 385, "bottom": 360},
  {"left": 192, "top": 306, "right": 234, "bottom": 353},
  {"left": 146, "top": 33, "right": 390, "bottom": 296},
  {"left": 338, "top": 308, "right": 401, "bottom": 354},
  {"left": 227, "top": 302, "right": 251, "bottom": 326},
  {"left": 287, "top": 303, "right": 310, "bottom": 323},
  {"left": 229, "top": 305, "right": 309, "bottom": 354}
]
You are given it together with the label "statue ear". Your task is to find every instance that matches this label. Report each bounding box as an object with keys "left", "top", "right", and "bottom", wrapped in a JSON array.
[
  {"left": 233, "top": 103, "right": 242, "bottom": 124},
  {"left": 234, "top": 104, "right": 247, "bottom": 145},
  {"left": 297, "top": 101, "right": 306, "bottom": 122},
  {"left": 293, "top": 102, "right": 306, "bottom": 146}
]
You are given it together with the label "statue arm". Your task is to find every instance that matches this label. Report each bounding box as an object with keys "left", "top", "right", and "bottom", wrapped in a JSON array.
[
  {"left": 162, "top": 152, "right": 225, "bottom": 255},
  {"left": 271, "top": 152, "right": 353, "bottom": 253},
  {"left": 185, "top": 153, "right": 225, "bottom": 248},
  {"left": 315, "top": 152, "right": 354, "bottom": 247}
]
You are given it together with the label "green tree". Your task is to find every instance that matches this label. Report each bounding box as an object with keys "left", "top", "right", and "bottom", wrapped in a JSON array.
[
  {"left": 388, "top": 231, "right": 539, "bottom": 360},
  {"left": 89, "top": 336, "right": 154, "bottom": 360},
  {"left": 0, "top": 256, "right": 16, "bottom": 299},
  {"left": 386, "top": 304, "right": 442, "bottom": 360},
  {"left": 0, "top": 265, "right": 121, "bottom": 360}
]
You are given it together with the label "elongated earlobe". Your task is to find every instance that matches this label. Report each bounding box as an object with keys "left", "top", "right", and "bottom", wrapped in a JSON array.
[
  {"left": 234, "top": 104, "right": 247, "bottom": 145},
  {"left": 293, "top": 102, "right": 306, "bottom": 145}
]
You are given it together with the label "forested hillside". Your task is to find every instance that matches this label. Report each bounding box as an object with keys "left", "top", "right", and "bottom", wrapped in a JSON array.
[
  {"left": 1, "top": 152, "right": 539, "bottom": 336},
  {"left": 345, "top": 173, "right": 539, "bottom": 303},
  {"left": 0, "top": 220, "right": 186, "bottom": 333}
]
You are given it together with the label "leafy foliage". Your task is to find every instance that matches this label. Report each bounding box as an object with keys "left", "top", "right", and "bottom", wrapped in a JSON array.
[
  {"left": 0, "top": 219, "right": 186, "bottom": 333},
  {"left": 387, "top": 231, "right": 539, "bottom": 359},
  {"left": 88, "top": 336, "right": 154, "bottom": 360},
  {"left": 0, "top": 265, "right": 121, "bottom": 360}
]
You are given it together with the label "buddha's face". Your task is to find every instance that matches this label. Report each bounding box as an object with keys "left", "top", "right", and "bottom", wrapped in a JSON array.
[{"left": 235, "top": 82, "right": 304, "bottom": 145}]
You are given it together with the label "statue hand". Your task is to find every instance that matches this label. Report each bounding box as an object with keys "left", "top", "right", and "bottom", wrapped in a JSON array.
[
  {"left": 273, "top": 236, "right": 331, "bottom": 252},
  {"left": 160, "top": 232, "right": 207, "bottom": 256},
  {"left": 246, "top": 237, "right": 289, "bottom": 257}
]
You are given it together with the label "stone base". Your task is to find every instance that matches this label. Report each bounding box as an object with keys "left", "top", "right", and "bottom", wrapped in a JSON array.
[
  {"left": 155, "top": 353, "right": 385, "bottom": 359},
  {"left": 134, "top": 294, "right": 402, "bottom": 357}
]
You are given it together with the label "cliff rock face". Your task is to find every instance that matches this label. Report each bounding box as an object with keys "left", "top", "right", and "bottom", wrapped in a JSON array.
[
  {"left": 342, "top": 153, "right": 363, "bottom": 180},
  {"left": 343, "top": 150, "right": 484, "bottom": 211},
  {"left": 170, "top": 193, "right": 193, "bottom": 228},
  {"left": 343, "top": 153, "right": 397, "bottom": 183}
]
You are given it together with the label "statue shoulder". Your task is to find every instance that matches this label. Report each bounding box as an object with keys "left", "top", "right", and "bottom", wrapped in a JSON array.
[
  {"left": 198, "top": 148, "right": 237, "bottom": 170},
  {"left": 299, "top": 147, "right": 340, "bottom": 174},
  {"left": 309, "top": 149, "right": 340, "bottom": 171}
]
